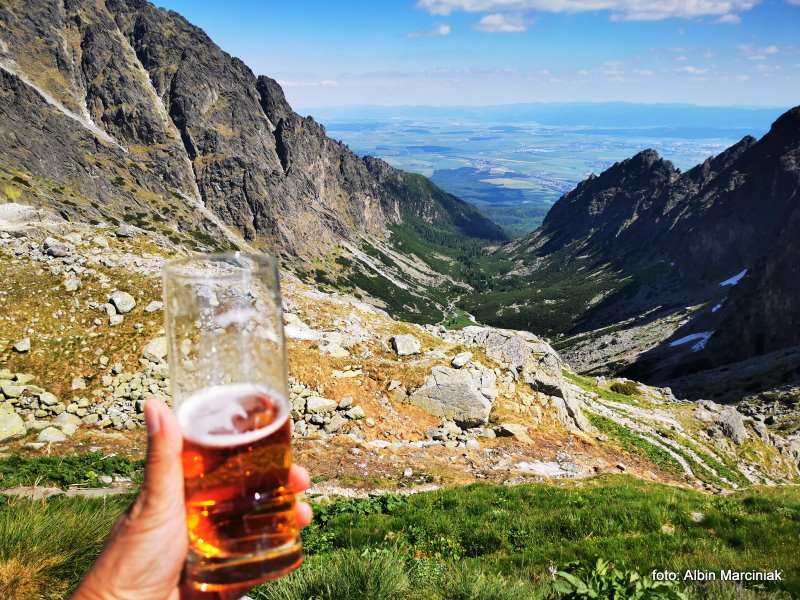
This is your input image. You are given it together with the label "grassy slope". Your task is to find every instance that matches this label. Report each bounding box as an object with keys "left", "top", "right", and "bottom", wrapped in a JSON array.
[{"left": 1, "top": 475, "right": 797, "bottom": 599}]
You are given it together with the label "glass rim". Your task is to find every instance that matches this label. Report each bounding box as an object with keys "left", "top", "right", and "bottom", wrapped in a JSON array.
[{"left": 162, "top": 251, "right": 279, "bottom": 281}]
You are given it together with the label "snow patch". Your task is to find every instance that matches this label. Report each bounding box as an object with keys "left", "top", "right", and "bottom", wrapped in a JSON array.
[
  {"left": 669, "top": 331, "right": 714, "bottom": 352},
  {"left": 720, "top": 269, "right": 747, "bottom": 287},
  {"left": 711, "top": 303, "right": 723, "bottom": 313}
]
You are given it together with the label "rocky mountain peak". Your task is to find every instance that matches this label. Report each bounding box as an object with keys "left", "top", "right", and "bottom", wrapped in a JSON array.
[{"left": 0, "top": 0, "right": 501, "bottom": 263}]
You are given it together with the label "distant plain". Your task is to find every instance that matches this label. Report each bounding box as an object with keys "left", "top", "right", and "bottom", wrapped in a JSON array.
[{"left": 310, "top": 104, "right": 786, "bottom": 235}]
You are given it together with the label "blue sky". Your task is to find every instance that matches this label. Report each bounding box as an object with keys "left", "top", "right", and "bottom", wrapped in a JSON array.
[{"left": 156, "top": 0, "right": 799, "bottom": 108}]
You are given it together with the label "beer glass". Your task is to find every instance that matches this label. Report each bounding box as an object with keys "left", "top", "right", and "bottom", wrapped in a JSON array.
[{"left": 162, "top": 252, "right": 302, "bottom": 593}]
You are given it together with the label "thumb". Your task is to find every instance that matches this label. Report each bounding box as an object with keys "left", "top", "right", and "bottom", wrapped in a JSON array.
[{"left": 137, "top": 397, "right": 184, "bottom": 515}]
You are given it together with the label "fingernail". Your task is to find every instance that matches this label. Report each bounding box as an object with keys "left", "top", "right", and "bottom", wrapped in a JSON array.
[{"left": 145, "top": 400, "right": 161, "bottom": 436}]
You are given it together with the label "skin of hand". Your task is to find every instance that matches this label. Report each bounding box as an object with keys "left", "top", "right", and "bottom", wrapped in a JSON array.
[{"left": 72, "top": 398, "right": 313, "bottom": 600}]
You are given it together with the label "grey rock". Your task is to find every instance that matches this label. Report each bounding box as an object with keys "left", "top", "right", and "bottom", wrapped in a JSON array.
[
  {"left": 71, "top": 377, "right": 87, "bottom": 391},
  {"left": 1, "top": 383, "right": 25, "bottom": 398},
  {"left": 345, "top": 406, "right": 366, "bottom": 420},
  {"left": 410, "top": 366, "right": 492, "bottom": 428},
  {"left": 12, "top": 337, "right": 31, "bottom": 353},
  {"left": 109, "top": 291, "right": 136, "bottom": 314},
  {"left": 562, "top": 388, "right": 591, "bottom": 432},
  {"left": 390, "top": 334, "right": 421, "bottom": 356},
  {"left": 0, "top": 402, "right": 26, "bottom": 441},
  {"left": 324, "top": 414, "right": 347, "bottom": 434},
  {"left": 337, "top": 396, "right": 353, "bottom": 410},
  {"left": 305, "top": 396, "right": 337, "bottom": 414},
  {"left": 427, "top": 427, "right": 449, "bottom": 441},
  {"left": 37, "top": 426, "right": 67, "bottom": 443},
  {"left": 144, "top": 301, "right": 163, "bottom": 313},
  {"left": 38, "top": 392, "right": 59, "bottom": 406},
  {"left": 143, "top": 336, "right": 168, "bottom": 362},
  {"left": 116, "top": 224, "right": 138, "bottom": 238},
  {"left": 64, "top": 277, "right": 81, "bottom": 292},
  {"left": 451, "top": 352, "right": 473, "bottom": 368},
  {"left": 55, "top": 413, "right": 82, "bottom": 426},
  {"left": 43, "top": 236, "right": 72, "bottom": 257},
  {"left": 496, "top": 423, "right": 532, "bottom": 443},
  {"left": 109, "top": 314, "right": 124, "bottom": 326},
  {"left": 717, "top": 408, "right": 749, "bottom": 445},
  {"left": 465, "top": 439, "right": 481, "bottom": 450}
]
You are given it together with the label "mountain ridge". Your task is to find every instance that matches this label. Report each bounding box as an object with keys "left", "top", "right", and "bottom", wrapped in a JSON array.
[
  {"left": 470, "top": 104, "right": 800, "bottom": 400},
  {"left": 0, "top": 0, "right": 502, "bottom": 262}
]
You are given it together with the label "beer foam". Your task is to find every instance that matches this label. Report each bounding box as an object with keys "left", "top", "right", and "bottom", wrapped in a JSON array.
[{"left": 177, "top": 383, "right": 289, "bottom": 448}]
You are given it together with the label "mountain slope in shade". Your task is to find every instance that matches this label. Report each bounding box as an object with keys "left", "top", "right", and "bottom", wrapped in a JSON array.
[
  {"left": 0, "top": 0, "right": 503, "bottom": 262},
  {"left": 469, "top": 105, "right": 800, "bottom": 400}
]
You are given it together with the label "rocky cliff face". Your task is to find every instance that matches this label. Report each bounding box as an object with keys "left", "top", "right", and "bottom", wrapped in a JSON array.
[
  {"left": 485, "top": 105, "right": 800, "bottom": 399},
  {"left": 0, "top": 0, "right": 501, "bottom": 261}
]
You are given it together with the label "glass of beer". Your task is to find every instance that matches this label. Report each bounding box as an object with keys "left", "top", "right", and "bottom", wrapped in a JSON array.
[{"left": 162, "top": 252, "right": 302, "bottom": 594}]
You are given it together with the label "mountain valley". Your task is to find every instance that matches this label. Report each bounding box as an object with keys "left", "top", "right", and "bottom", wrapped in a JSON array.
[{"left": 0, "top": 1, "right": 799, "bottom": 597}]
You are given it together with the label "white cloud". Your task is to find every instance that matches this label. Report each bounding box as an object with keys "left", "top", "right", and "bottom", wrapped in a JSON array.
[
  {"left": 676, "top": 65, "right": 708, "bottom": 74},
  {"left": 407, "top": 23, "right": 452, "bottom": 38},
  {"left": 474, "top": 13, "right": 527, "bottom": 32},
  {"left": 735, "top": 74, "right": 751, "bottom": 81},
  {"left": 787, "top": 0, "right": 800, "bottom": 5},
  {"left": 417, "top": 0, "right": 759, "bottom": 21},
  {"left": 716, "top": 13, "right": 741, "bottom": 23},
  {"left": 755, "top": 63, "right": 783, "bottom": 74},
  {"left": 632, "top": 68, "right": 654, "bottom": 76},
  {"left": 674, "top": 55, "right": 688, "bottom": 61},
  {"left": 739, "top": 44, "right": 779, "bottom": 60}
]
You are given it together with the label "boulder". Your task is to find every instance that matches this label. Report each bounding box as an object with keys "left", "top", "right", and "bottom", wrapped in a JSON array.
[
  {"left": 451, "top": 351, "right": 473, "bottom": 368},
  {"left": 390, "top": 334, "right": 421, "bottom": 356},
  {"left": 1, "top": 383, "right": 25, "bottom": 398},
  {"left": 109, "top": 314, "right": 124, "bottom": 326},
  {"left": 717, "top": 408, "right": 748, "bottom": 445},
  {"left": 109, "top": 291, "right": 137, "bottom": 314},
  {"left": 38, "top": 392, "right": 59, "bottom": 406},
  {"left": 324, "top": 414, "right": 347, "bottom": 434},
  {"left": 143, "top": 336, "right": 168, "bottom": 362},
  {"left": 496, "top": 422, "right": 533, "bottom": 444},
  {"left": 116, "top": 224, "right": 138, "bottom": 238},
  {"left": 410, "top": 366, "right": 493, "bottom": 428},
  {"left": 345, "top": 406, "right": 366, "bottom": 420},
  {"left": 37, "top": 426, "right": 67, "bottom": 443},
  {"left": 561, "top": 388, "right": 591, "bottom": 432},
  {"left": 12, "top": 337, "right": 30, "bottom": 353},
  {"left": 63, "top": 278, "right": 81, "bottom": 292},
  {"left": 43, "top": 236, "right": 72, "bottom": 257},
  {"left": 0, "top": 402, "right": 25, "bottom": 441},
  {"left": 55, "top": 412, "right": 82, "bottom": 427},
  {"left": 305, "top": 396, "right": 337, "bottom": 414}
]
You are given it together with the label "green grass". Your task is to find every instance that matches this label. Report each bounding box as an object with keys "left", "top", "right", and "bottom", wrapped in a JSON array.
[
  {"left": 0, "top": 453, "right": 143, "bottom": 489},
  {"left": 564, "top": 371, "right": 649, "bottom": 407},
  {"left": 0, "top": 494, "right": 132, "bottom": 599},
  {"left": 1, "top": 476, "right": 798, "bottom": 598},
  {"left": 252, "top": 477, "right": 799, "bottom": 599},
  {"left": 586, "top": 413, "right": 685, "bottom": 477}
]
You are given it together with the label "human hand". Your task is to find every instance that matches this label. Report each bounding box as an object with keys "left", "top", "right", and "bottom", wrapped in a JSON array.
[{"left": 72, "top": 398, "right": 313, "bottom": 600}]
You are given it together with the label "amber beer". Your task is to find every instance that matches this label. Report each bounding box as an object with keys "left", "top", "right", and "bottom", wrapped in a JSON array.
[{"left": 178, "top": 383, "right": 302, "bottom": 591}]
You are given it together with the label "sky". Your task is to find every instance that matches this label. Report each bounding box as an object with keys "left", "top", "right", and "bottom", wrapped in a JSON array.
[{"left": 155, "top": 0, "right": 800, "bottom": 108}]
